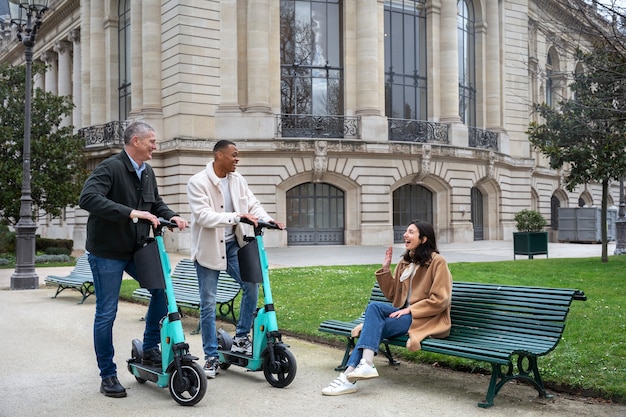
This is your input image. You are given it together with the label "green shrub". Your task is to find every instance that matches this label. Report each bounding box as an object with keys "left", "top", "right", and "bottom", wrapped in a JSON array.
[
  {"left": 0, "top": 224, "right": 16, "bottom": 253},
  {"left": 36, "top": 237, "right": 73, "bottom": 253},
  {"left": 45, "top": 247, "right": 72, "bottom": 256},
  {"left": 514, "top": 209, "right": 547, "bottom": 232},
  {"left": 35, "top": 254, "right": 71, "bottom": 263}
]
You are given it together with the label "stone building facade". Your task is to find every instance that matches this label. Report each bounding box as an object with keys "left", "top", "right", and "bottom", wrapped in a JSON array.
[{"left": 0, "top": 0, "right": 618, "bottom": 253}]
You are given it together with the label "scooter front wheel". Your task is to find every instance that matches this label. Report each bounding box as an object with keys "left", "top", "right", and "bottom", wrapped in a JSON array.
[
  {"left": 263, "top": 345, "right": 297, "bottom": 388},
  {"left": 168, "top": 361, "right": 207, "bottom": 406}
]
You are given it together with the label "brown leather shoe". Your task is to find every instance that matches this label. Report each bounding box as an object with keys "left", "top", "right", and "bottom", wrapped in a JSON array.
[{"left": 100, "top": 376, "right": 127, "bottom": 398}]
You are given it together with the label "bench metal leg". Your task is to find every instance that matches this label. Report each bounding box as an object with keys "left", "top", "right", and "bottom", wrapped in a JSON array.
[
  {"left": 379, "top": 342, "right": 401, "bottom": 367},
  {"left": 479, "top": 355, "right": 551, "bottom": 408},
  {"left": 334, "top": 337, "right": 355, "bottom": 371},
  {"left": 51, "top": 285, "right": 66, "bottom": 299}
]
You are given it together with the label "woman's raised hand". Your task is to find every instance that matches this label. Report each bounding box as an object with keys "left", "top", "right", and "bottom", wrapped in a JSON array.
[{"left": 382, "top": 245, "right": 393, "bottom": 272}]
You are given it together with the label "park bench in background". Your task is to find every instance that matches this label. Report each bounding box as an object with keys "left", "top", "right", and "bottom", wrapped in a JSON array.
[
  {"left": 45, "top": 253, "right": 94, "bottom": 304},
  {"left": 132, "top": 258, "right": 241, "bottom": 334},
  {"left": 318, "top": 281, "right": 586, "bottom": 408}
]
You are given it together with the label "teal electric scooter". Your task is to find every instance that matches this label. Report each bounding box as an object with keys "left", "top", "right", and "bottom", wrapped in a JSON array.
[
  {"left": 127, "top": 218, "right": 207, "bottom": 406},
  {"left": 217, "top": 219, "right": 297, "bottom": 388}
]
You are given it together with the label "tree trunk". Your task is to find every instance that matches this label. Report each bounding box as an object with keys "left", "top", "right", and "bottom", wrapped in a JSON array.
[{"left": 601, "top": 179, "right": 608, "bottom": 263}]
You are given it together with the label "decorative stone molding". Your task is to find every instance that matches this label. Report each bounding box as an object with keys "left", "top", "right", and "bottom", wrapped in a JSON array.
[
  {"left": 313, "top": 140, "right": 328, "bottom": 182},
  {"left": 416, "top": 144, "right": 432, "bottom": 182}
]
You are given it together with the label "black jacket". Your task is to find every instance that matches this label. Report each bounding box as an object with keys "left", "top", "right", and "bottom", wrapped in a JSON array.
[{"left": 79, "top": 151, "right": 176, "bottom": 260}]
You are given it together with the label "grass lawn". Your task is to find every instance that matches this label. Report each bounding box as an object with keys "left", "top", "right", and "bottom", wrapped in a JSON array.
[{"left": 120, "top": 255, "right": 626, "bottom": 403}]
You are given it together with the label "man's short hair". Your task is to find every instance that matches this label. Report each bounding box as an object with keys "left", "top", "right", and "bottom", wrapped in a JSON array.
[
  {"left": 123, "top": 121, "right": 155, "bottom": 145},
  {"left": 213, "top": 140, "right": 236, "bottom": 153}
]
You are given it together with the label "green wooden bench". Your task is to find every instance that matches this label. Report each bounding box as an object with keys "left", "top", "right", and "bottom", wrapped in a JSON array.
[
  {"left": 132, "top": 258, "right": 241, "bottom": 334},
  {"left": 45, "top": 253, "right": 95, "bottom": 304},
  {"left": 318, "top": 281, "right": 586, "bottom": 408}
]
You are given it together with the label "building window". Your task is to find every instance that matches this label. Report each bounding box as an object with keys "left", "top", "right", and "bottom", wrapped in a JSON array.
[
  {"left": 393, "top": 184, "right": 433, "bottom": 242},
  {"left": 286, "top": 183, "right": 345, "bottom": 245},
  {"left": 280, "top": 0, "right": 343, "bottom": 116},
  {"left": 458, "top": 0, "right": 475, "bottom": 126},
  {"left": 546, "top": 49, "right": 559, "bottom": 107},
  {"left": 384, "top": 0, "right": 427, "bottom": 121},
  {"left": 118, "top": 0, "right": 131, "bottom": 121}
]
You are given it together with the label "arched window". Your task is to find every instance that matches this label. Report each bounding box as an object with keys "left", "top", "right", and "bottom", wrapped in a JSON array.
[
  {"left": 546, "top": 53, "right": 553, "bottom": 106},
  {"left": 546, "top": 47, "right": 560, "bottom": 107},
  {"left": 392, "top": 185, "right": 433, "bottom": 242},
  {"left": 457, "top": 0, "right": 475, "bottom": 126},
  {"left": 384, "top": 0, "right": 427, "bottom": 121},
  {"left": 471, "top": 187, "right": 483, "bottom": 240},
  {"left": 280, "top": 0, "right": 343, "bottom": 117},
  {"left": 551, "top": 194, "right": 561, "bottom": 229},
  {"left": 118, "top": 0, "right": 131, "bottom": 121},
  {"left": 286, "top": 183, "right": 345, "bottom": 245}
]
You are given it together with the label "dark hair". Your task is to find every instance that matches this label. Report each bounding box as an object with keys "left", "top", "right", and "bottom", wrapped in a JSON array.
[
  {"left": 402, "top": 220, "right": 439, "bottom": 266},
  {"left": 123, "top": 121, "right": 154, "bottom": 145},
  {"left": 213, "top": 140, "right": 236, "bottom": 153}
]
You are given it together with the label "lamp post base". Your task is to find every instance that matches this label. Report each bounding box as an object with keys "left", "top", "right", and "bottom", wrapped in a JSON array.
[
  {"left": 614, "top": 219, "right": 626, "bottom": 255},
  {"left": 10, "top": 224, "right": 39, "bottom": 290}
]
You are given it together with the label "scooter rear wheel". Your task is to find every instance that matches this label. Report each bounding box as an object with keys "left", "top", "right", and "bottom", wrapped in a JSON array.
[
  {"left": 168, "top": 361, "right": 207, "bottom": 406},
  {"left": 130, "top": 339, "right": 147, "bottom": 383},
  {"left": 263, "top": 345, "right": 297, "bottom": 388}
]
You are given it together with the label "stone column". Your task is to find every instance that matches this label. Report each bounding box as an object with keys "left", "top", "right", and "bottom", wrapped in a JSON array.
[
  {"left": 129, "top": 0, "right": 143, "bottom": 116},
  {"left": 355, "top": 0, "right": 379, "bottom": 117},
  {"left": 215, "top": 0, "right": 244, "bottom": 139},
  {"left": 439, "top": 0, "right": 460, "bottom": 123},
  {"left": 246, "top": 0, "right": 271, "bottom": 113},
  {"left": 54, "top": 41, "right": 72, "bottom": 126},
  {"left": 90, "top": 0, "right": 105, "bottom": 124},
  {"left": 41, "top": 50, "right": 58, "bottom": 95},
  {"left": 141, "top": 0, "right": 161, "bottom": 115},
  {"left": 355, "top": 0, "right": 387, "bottom": 141},
  {"left": 69, "top": 29, "right": 82, "bottom": 130},
  {"left": 80, "top": 0, "right": 91, "bottom": 126},
  {"left": 217, "top": 0, "right": 239, "bottom": 112},
  {"left": 485, "top": 0, "right": 501, "bottom": 130}
]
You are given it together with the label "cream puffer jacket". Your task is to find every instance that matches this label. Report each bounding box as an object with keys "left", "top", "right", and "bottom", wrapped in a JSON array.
[{"left": 187, "top": 161, "right": 271, "bottom": 270}]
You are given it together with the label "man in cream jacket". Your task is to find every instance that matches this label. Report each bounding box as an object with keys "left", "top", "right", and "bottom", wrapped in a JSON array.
[{"left": 187, "top": 140, "right": 284, "bottom": 378}]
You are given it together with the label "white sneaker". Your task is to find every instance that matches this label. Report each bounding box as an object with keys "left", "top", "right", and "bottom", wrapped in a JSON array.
[
  {"left": 203, "top": 357, "right": 220, "bottom": 379},
  {"left": 231, "top": 335, "right": 253, "bottom": 356},
  {"left": 321, "top": 373, "right": 357, "bottom": 396},
  {"left": 345, "top": 359, "right": 379, "bottom": 382}
]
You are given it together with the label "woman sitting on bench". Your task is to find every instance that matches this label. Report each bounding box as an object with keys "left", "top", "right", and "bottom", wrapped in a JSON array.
[{"left": 322, "top": 220, "right": 453, "bottom": 396}]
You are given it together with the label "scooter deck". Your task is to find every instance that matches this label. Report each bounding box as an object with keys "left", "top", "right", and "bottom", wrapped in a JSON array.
[
  {"left": 218, "top": 349, "right": 263, "bottom": 370},
  {"left": 127, "top": 359, "right": 162, "bottom": 384}
]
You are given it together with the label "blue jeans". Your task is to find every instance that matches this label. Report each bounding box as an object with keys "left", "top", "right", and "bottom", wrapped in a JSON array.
[
  {"left": 88, "top": 254, "right": 166, "bottom": 379},
  {"left": 347, "top": 301, "right": 412, "bottom": 369},
  {"left": 195, "top": 240, "right": 259, "bottom": 359}
]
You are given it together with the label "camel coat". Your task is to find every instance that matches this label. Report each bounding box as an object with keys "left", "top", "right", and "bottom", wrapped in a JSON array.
[{"left": 375, "top": 253, "right": 452, "bottom": 351}]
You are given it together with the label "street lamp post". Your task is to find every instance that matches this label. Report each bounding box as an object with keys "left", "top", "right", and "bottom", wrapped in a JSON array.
[
  {"left": 614, "top": 177, "right": 626, "bottom": 255},
  {"left": 7, "top": 0, "right": 49, "bottom": 290}
]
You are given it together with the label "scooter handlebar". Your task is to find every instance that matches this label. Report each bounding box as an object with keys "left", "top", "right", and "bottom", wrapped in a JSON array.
[
  {"left": 239, "top": 217, "right": 283, "bottom": 230},
  {"left": 135, "top": 217, "right": 178, "bottom": 231}
]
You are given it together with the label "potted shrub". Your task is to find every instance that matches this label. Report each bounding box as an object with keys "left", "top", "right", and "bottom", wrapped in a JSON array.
[{"left": 513, "top": 209, "right": 548, "bottom": 259}]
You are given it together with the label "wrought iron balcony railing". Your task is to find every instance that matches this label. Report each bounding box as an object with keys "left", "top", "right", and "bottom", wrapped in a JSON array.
[
  {"left": 468, "top": 126, "right": 499, "bottom": 151},
  {"left": 78, "top": 121, "right": 128, "bottom": 147},
  {"left": 276, "top": 114, "right": 359, "bottom": 139},
  {"left": 388, "top": 118, "right": 449, "bottom": 144}
]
